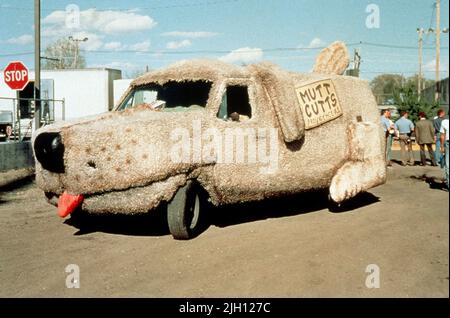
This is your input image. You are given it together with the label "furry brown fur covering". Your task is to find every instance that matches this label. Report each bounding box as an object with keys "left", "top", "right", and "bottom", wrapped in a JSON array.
[{"left": 33, "top": 42, "right": 386, "bottom": 214}]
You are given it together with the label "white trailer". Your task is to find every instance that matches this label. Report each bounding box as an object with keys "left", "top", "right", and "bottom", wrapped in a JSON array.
[
  {"left": 113, "top": 79, "right": 133, "bottom": 106},
  {"left": 0, "top": 68, "right": 122, "bottom": 121}
]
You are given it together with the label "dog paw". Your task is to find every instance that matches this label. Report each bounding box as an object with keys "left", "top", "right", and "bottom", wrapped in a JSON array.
[{"left": 329, "top": 159, "right": 386, "bottom": 203}]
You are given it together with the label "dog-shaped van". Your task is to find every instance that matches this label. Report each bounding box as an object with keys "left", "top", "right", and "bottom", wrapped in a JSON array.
[{"left": 33, "top": 42, "right": 386, "bottom": 239}]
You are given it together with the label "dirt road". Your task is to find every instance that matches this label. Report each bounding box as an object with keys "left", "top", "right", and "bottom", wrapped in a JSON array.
[{"left": 0, "top": 161, "right": 448, "bottom": 297}]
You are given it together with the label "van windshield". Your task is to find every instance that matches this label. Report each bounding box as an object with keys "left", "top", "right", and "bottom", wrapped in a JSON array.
[{"left": 117, "top": 80, "right": 212, "bottom": 112}]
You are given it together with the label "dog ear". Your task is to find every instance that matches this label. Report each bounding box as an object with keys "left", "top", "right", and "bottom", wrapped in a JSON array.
[{"left": 312, "top": 41, "right": 350, "bottom": 75}]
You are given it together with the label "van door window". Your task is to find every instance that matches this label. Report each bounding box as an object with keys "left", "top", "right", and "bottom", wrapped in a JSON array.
[
  {"left": 117, "top": 81, "right": 211, "bottom": 112},
  {"left": 217, "top": 85, "right": 252, "bottom": 122}
]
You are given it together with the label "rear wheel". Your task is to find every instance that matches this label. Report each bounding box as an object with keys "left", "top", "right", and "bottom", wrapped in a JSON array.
[{"left": 167, "top": 181, "right": 208, "bottom": 240}]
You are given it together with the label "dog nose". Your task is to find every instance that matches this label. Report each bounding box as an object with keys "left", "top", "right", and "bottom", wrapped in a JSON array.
[{"left": 34, "top": 132, "right": 65, "bottom": 173}]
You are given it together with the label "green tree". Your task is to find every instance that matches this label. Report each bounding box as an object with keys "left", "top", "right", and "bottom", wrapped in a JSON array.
[
  {"left": 370, "top": 74, "right": 404, "bottom": 104},
  {"left": 43, "top": 38, "right": 86, "bottom": 70},
  {"left": 393, "top": 86, "right": 439, "bottom": 123},
  {"left": 403, "top": 74, "right": 435, "bottom": 93},
  {"left": 370, "top": 73, "right": 435, "bottom": 105}
]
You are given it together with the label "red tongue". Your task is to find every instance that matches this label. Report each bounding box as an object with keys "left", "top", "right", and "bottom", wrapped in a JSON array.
[{"left": 58, "top": 192, "right": 84, "bottom": 218}]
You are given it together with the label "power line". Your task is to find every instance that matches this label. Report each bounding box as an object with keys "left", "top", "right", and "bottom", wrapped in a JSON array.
[
  {"left": 2, "top": 41, "right": 446, "bottom": 58},
  {"left": 424, "top": 3, "right": 436, "bottom": 45},
  {"left": 360, "top": 70, "right": 448, "bottom": 74},
  {"left": 0, "top": 52, "right": 34, "bottom": 57},
  {"left": 363, "top": 57, "right": 448, "bottom": 64},
  {"left": 80, "top": 46, "right": 349, "bottom": 55},
  {"left": 0, "top": 45, "right": 349, "bottom": 57},
  {"left": 79, "top": 43, "right": 364, "bottom": 55},
  {"left": 0, "top": 0, "right": 240, "bottom": 12},
  {"left": 359, "top": 41, "right": 447, "bottom": 50},
  {"left": 133, "top": 0, "right": 240, "bottom": 11}
]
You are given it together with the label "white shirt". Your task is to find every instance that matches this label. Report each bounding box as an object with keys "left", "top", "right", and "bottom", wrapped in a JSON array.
[{"left": 440, "top": 119, "right": 449, "bottom": 141}]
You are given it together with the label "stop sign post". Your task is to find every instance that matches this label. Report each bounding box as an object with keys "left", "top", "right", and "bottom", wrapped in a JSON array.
[{"left": 3, "top": 61, "right": 29, "bottom": 91}]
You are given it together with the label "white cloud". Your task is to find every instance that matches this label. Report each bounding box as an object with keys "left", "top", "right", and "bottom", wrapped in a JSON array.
[
  {"left": 6, "top": 34, "right": 33, "bottom": 45},
  {"left": 424, "top": 58, "right": 449, "bottom": 73},
  {"left": 72, "top": 31, "right": 104, "bottom": 51},
  {"left": 129, "top": 41, "right": 151, "bottom": 52},
  {"left": 89, "top": 61, "right": 148, "bottom": 78},
  {"left": 43, "top": 8, "right": 157, "bottom": 35},
  {"left": 41, "top": 8, "right": 157, "bottom": 51},
  {"left": 101, "top": 40, "right": 151, "bottom": 52},
  {"left": 41, "top": 8, "right": 156, "bottom": 54},
  {"left": 102, "top": 16, "right": 155, "bottom": 34},
  {"left": 103, "top": 41, "right": 123, "bottom": 50},
  {"left": 41, "top": 26, "right": 67, "bottom": 38},
  {"left": 90, "top": 61, "right": 138, "bottom": 70},
  {"left": 424, "top": 59, "right": 436, "bottom": 72},
  {"left": 166, "top": 39, "right": 192, "bottom": 49},
  {"left": 298, "top": 37, "right": 326, "bottom": 49},
  {"left": 219, "top": 47, "right": 264, "bottom": 64},
  {"left": 162, "top": 31, "right": 219, "bottom": 38},
  {"left": 308, "top": 38, "right": 326, "bottom": 48}
]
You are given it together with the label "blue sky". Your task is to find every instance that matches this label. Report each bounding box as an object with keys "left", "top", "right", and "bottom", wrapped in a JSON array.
[{"left": 0, "top": 0, "right": 448, "bottom": 80}]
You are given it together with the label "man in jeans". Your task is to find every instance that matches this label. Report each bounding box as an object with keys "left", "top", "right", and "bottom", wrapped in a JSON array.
[
  {"left": 440, "top": 115, "right": 449, "bottom": 189},
  {"left": 380, "top": 109, "right": 394, "bottom": 166},
  {"left": 395, "top": 111, "right": 415, "bottom": 166},
  {"left": 434, "top": 109, "right": 445, "bottom": 168}
]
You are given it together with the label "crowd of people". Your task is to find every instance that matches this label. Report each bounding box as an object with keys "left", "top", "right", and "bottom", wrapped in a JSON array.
[{"left": 380, "top": 108, "right": 449, "bottom": 189}]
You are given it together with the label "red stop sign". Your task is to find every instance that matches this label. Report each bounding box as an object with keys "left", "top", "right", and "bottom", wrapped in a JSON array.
[{"left": 3, "top": 61, "right": 29, "bottom": 91}]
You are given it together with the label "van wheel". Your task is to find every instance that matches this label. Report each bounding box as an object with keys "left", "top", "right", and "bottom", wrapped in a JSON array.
[
  {"left": 328, "top": 193, "right": 344, "bottom": 212},
  {"left": 167, "top": 181, "right": 207, "bottom": 240}
]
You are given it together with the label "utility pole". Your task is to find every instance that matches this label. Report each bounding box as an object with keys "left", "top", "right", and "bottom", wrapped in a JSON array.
[
  {"left": 344, "top": 49, "right": 361, "bottom": 77},
  {"left": 435, "top": 0, "right": 441, "bottom": 102},
  {"left": 68, "top": 36, "right": 88, "bottom": 69},
  {"left": 417, "top": 28, "right": 424, "bottom": 97},
  {"left": 354, "top": 49, "right": 361, "bottom": 72},
  {"left": 34, "top": 0, "right": 41, "bottom": 130},
  {"left": 417, "top": 27, "right": 435, "bottom": 97},
  {"left": 416, "top": 24, "right": 446, "bottom": 98}
]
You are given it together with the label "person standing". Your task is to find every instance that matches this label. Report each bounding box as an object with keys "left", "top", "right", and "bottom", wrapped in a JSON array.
[
  {"left": 433, "top": 109, "right": 445, "bottom": 168},
  {"left": 440, "top": 114, "right": 449, "bottom": 189},
  {"left": 380, "top": 109, "right": 393, "bottom": 166},
  {"left": 395, "top": 111, "right": 415, "bottom": 166},
  {"left": 415, "top": 112, "right": 437, "bottom": 166}
]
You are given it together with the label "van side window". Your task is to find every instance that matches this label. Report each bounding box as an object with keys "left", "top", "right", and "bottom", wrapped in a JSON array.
[{"left": 217, "top": 85, "right": 252, "bottom": 121}]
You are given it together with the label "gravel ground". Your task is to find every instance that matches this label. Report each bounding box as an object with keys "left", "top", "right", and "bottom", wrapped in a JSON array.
[{"left": 0, "top": 155, "right": 448, "bottom": 297}]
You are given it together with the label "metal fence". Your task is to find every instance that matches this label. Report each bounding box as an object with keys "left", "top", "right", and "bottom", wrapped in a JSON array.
[{"left": 0, "top": 96, "right": 65, "bottom": 142}]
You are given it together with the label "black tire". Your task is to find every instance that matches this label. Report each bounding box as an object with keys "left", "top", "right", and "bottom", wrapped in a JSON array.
[
  {"left": 167, "top": 180, "right": 208, "bottom": 240},
  {"left": 328, "top": 193, "right": 342, "bottom": 212}
]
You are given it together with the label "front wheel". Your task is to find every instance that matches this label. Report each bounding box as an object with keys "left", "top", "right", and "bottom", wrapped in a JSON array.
[{"left": 167, "top": 181, "right": 208, "bottom": 240}]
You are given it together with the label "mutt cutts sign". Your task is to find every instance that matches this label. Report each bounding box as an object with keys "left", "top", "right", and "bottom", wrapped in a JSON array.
[{"left": 296, "top": 79, "right": 343, "bottom": 129}]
